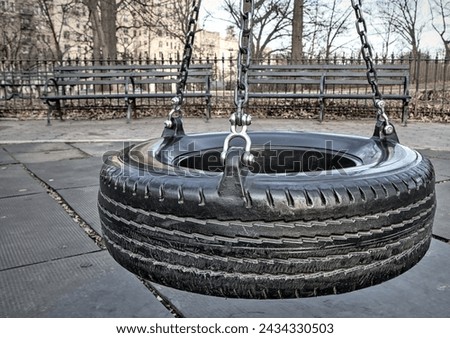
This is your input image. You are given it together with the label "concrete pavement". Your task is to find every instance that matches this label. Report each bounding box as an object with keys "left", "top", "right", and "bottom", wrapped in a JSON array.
[{"left": 1, "top": 116, "right": 449, "bottom": 317}]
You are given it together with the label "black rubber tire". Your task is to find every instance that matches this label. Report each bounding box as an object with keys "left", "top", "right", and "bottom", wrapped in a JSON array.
[{"left": 98, "top": 131, "right": 435, "bottom": 299}]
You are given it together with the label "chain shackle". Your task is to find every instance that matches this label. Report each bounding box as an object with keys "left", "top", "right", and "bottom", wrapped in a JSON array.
[
  {"left": 351, "top": 0, "right": 393, "bottom": 135},
  {"left": 223, "top": 0, "right": 255, "bottom": 165},
  {"left": 165, "top": 0, "right": 202, "bottom": 128}
]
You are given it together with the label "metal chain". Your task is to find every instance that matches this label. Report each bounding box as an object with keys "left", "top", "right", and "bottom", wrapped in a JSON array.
[
  {"left": 351, "top": 0, "right": 394, "bottom": 135},
  {"left": 165, "top": 0, "right": 202, "bottom": 128},
  {"left": 221, "top": 0, "right": 255, "bottom": 166}
]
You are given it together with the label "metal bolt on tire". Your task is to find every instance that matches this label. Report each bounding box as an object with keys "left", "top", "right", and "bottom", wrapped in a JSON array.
[{"left": 98, "top": 131, "right": 435, "bottom": 299}]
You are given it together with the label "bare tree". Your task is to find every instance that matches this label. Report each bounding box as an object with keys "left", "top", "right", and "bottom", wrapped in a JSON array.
[
  {"left": 83, "top": 0, "right": 118, "bottom": 60},
  {"left": 305, "top": 0, "right": 352, "bottom": 59},
  {"left": 121, "top": 0, "right": 192, "bottom": 48},
  {"left": 0, "top": 1, "right": 40, "bottom": 59},
  {"left": 38, "top": 0, "right": 85, "bottom": 61},
  {"left": 322, "top": 0, "right": 352, "bottom": 59},
  {"left": 304, "top": 0, "right": 320, "bottom": 57},
  {"left": 299, "top": 0, "right": 352, "bottom": 59},
  {"left": 223, "top": 0, "right": 293, "bottom": 60},
  {"left": 0, "top": 10, "right": 25, "bottom": 59},
  {"left": 379, "top": 0, "right": 425, "bottom": 59},
  {"left": 429, "top": 0, "right": 450, "bottom": 59},
  {"left": 370, "top": 1, "right": 398, "bottom": 58}
]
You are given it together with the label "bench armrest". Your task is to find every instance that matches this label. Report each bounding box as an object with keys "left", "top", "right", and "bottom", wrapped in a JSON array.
[{"left": 41, "top": 78, "right": 59, "bottom": 102}]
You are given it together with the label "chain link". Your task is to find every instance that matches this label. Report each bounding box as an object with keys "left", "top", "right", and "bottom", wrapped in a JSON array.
[
  {"left": 234, "top": 0, "right": 253, "bottom": 122},
  {"left": 165, "top": 0, "right": 202, "bottom": 128},
  {"left": 351, "top": 0, "right": 393, "bottom": 134},
  {"left": 222, "top": 0, "right": 255, "bottom": 165}
]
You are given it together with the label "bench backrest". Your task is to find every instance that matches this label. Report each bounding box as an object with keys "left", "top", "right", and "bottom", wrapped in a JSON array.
[
  {"left": 248, "top": 64, "right": 409, "bottom": 94},
  {"left": 319, "top": 64, "right": 409, "bottom": 87},
  {"left": 51, "top": 63, "right": 213, "bottom": 94}
]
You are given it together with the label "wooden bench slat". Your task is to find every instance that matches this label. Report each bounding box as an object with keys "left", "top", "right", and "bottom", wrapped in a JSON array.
[
  {"left": 54, "top": 64, "right": 212, "bottom": 72},
  {"left": 44, "top": 92, "right": 212, "bottom": 101},
  {"left": 249, "top": 93, "right": 322, "bottom": 98},
  {"left": 249, "top": 79, "right": 322, "bottom": 85},
  {"left": 324, "top": 79, "right": 406, "bottom": 86},
  {"left": 57, "top": 79, "right": 129, "bottom": 85}
]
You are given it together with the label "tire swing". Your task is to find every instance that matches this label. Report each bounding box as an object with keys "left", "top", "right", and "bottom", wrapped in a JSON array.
[{"left": 98, "top": 0, "right": 436, "bottom": 299}]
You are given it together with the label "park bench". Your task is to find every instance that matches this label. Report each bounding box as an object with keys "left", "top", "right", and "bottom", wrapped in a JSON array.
[
  {"left": 247, "top": 64, "right": 410, "bottom": 124},
  {"left": 41, "top": 63, "right": 213, "bottom": 125}
]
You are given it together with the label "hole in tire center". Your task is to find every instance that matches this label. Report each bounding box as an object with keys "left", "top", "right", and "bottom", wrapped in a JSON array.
[{"left": 176, "top": 148, "right": 358, "bottom": 174}]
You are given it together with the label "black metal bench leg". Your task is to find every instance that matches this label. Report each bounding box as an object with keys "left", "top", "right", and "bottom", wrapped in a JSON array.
[
  {"left": 127, "top": 103, "right": 132, "bottom": 124},
  {"left": 402, "top": 101, "right": 409, "bottom": 126},
  {"left": 126, "top": 99, "right": 136, "bottom": 124},
  {"left": 319, "top": 98, "right": 325, "bottom": 123},
  {"left": 205, "top": 97, "right": 211, "bottom": 121},
  {"left": 47, "top": 106, "right": 51, "bottom": 126},
  {"left": 47, "top": 101, "right": 61, "bottom": 126}
]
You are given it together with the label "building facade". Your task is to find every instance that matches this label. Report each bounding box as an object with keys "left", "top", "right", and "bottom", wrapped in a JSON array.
[{"left": 0, "top": 0, "right": 237, "bottom": 60}]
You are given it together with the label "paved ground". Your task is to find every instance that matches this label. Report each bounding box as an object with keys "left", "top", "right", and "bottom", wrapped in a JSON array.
[{"left": 1, "top": 116, "right": 449, "bottom": 318}]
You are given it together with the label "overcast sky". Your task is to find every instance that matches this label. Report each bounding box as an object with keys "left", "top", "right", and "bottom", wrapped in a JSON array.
[
  {"left": 199, "top": 0, "right": 442, "bottom": 56},
  {"left": 200, "top": 1, "right": 230, "bottom": 34}
]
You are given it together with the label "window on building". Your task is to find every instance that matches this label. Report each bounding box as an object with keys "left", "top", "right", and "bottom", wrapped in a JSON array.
[{"left": 20, "top": 16, "right": 32, "bottom": 31}]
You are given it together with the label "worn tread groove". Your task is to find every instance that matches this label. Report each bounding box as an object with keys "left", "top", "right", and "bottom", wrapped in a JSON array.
[
  {"left": 402, "top": 179, "right": 412, "bottom": 192},
  {"left": 346, "top": 188, "right": 355, "bottom": 202},
  {"left": 266, "top": 189, "right": 275, "bottom": 208},
  {"left": 285, "top": 189, "right": 295, "bottom": 208},
  {"left": 158, "top": 184, "right": 165, "bottom": 202},
  {"left": 370, "top": 185, "right": 378, "bottom": 199},
  {"left": 359, "top": 187, "right": 366, "bottom": 201},
  {"left": 178, "top": 186, "right": 184, "bottom": 204},
  {"left": 333, "top": 189, "right": 342, "bottom": 204},
  {"left": 381, "top": 184, "right": 388, "bottom": 198},
  {"left": 392, "top": 182, "right": 401, "bottom": 196},
  {"left": 198, "top": 188, "right": 206, "bottom": 206},
  {"left": 245, "top": 190, "right": 253, "bottom": 208},
  {"left": 305, "top": 190, "right": 313, "bottom": 207},
  {"left": 319, "top": 189, "right": 327, "bottom": 206}
]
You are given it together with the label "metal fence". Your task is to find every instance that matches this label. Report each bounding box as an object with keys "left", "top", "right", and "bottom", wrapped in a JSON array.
[{"left": 1, "top": 54, "right": 449, "bottom": 121}]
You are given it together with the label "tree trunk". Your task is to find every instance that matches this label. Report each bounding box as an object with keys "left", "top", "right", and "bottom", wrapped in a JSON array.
[
  {"left": 84, "top": 0, "right": 117, "bottom": 61},
  {"left": 291, "top": 0, "right": 303, "bottom": 64},
  {"left": 445, "top": 41, "right": 450, "bottom": 60},
  {"left": 100, "top": 0, "right": 117, "bottom": 60}
]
